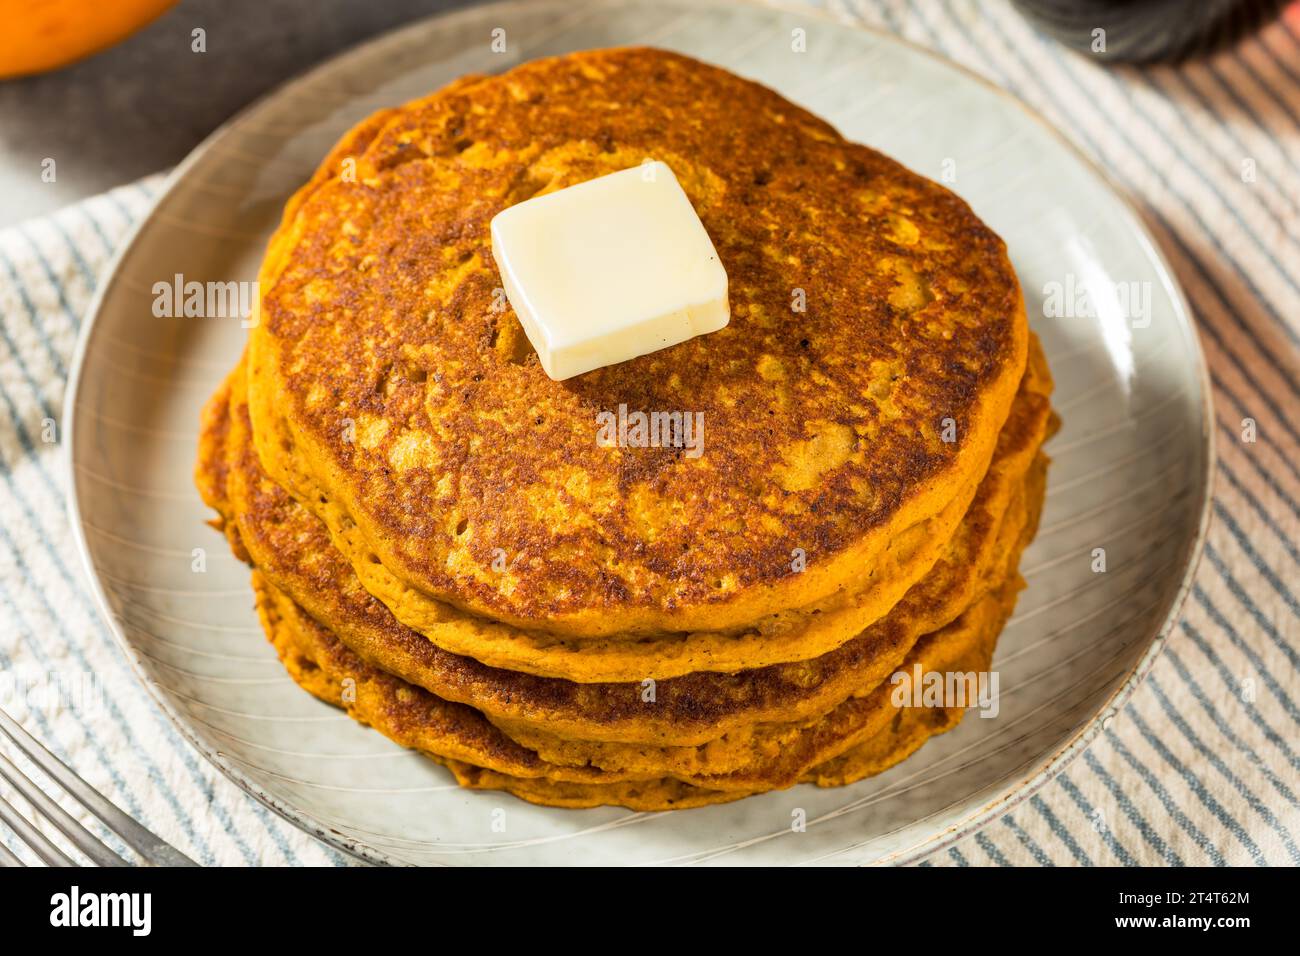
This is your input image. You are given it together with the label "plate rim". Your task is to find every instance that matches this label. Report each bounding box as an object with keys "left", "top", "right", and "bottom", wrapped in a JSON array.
[{"left": 63, "top": 0, "right": 1216, "bottom": 867}]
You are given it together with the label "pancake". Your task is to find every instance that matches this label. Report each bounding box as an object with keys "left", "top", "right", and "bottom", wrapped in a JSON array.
[
  {"left": 205, "top": 369, "right": 1048, "bottom": 787},
  {"left": 198, "top": 339, "right": 1053, "bottom": 736},
  {"left": 256, "top": 544, "right": 1028, "bottom": 808},
  {"left": 196, "top": 46, "right": 1058, "bottom": 811},
  {"left": 488, "top": 456, "right": 1041, "bottom": 782},
  {"left": 212, "top": 338, "right": 1050, "bottom": 684},
  {"left": 253, "top": 571, "right": 631, "bottom": 787},
  {"left": 245, "top": 46, "right": 1028, "bottom": 647},
  {"left": 449, "top": 587, "right": 1007, "bottom": 808},
  {"left": 810, "top": 463, "right": 1048, "bottom": 790}
]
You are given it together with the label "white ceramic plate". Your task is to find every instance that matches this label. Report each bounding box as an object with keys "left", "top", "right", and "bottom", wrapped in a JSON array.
[{"left": 66, "top": 0, "right": 1213, "bottom": 865}]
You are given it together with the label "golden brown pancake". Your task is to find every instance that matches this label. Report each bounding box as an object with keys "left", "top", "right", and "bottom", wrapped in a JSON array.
[
  {"left": 196, "top": 47, "right": 1058, "bottom": 811},
  {"left": 489, "top": 458, "right": 1041, "bottom": 782},
  {"left": 211, "top": 338, "right": 1051, "bottom": 684},
  {"left": 446, "top": 591, "right": 1007, "bottom": 809},
  {"left": 255, "top": 548, "right": 1027, "bottom": 808},
  {"left": 246, "top": 46, "right": 1029, "bottom": 648},
  {"left": 198, "top": 339, "right": 1051, "bottom": 738},
  {"left": 206, "top": 370, "right": 1047, "bottom": 789}
]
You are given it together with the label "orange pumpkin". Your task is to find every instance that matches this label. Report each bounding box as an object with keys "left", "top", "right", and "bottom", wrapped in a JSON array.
[{"left": 0, "top": 0, "right": 177, "bottom": 79}]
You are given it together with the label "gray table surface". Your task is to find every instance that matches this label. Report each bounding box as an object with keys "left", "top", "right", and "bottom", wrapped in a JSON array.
[{"left": 0, "top": 0, "right": 474, "bottom": 227}]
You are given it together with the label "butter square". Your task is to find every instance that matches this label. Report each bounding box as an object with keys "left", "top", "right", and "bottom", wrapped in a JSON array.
[{"left": 490, "top": 161, "right": 729, "bottom": 380}]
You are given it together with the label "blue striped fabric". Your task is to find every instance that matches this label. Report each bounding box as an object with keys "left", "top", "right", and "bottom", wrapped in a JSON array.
[
  {"left": 829, "top": 0, "right": 1300, "bottom": 867},
  {"left": 0, "top": 0, "right": 1296, "bottom": 865},
  {"left": 0, "top": 178, "right": 348, "bottom": 866}
]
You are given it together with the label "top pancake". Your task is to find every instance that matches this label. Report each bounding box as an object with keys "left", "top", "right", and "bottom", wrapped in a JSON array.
[{"left": 247, "top": 46, "right": 1027, "bottom": 638}]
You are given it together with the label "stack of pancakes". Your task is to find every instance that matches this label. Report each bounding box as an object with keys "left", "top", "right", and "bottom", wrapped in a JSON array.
[{"left": 196, "top": 48, "right": 1056, "bottom": 810}]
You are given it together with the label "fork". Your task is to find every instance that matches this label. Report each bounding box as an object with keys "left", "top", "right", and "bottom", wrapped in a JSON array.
[{"left": 0, "top": 705, "right": 197, "bottom": 867}]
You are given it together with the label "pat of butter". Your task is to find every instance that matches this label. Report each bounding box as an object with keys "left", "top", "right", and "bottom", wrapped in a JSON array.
[{"left": 490, "top": 161, "right": 729, "bottom": 380}]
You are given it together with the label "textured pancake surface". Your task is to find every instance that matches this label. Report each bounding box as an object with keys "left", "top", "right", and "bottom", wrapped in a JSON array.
[
  {"left": 226, "top": 339, "right": 1048, "bottom": 680},
  {"left": 255, "top": 533, "right": 1030, "bottom": 807},
  {"left": 202, "top": 372, "right": 1048, "bottom": 790},
  {"left": 196, "top": 47, "right": 1056, "bottom": 811},
  {"left": 488, "top": 464, "right": 1040, "bottom": 784},
  {"left": 199, "top": 339, "right": 1052, "bottom": 727},
  {"left": 247, "top": 46, "right": 1028, "bottom": 640}
]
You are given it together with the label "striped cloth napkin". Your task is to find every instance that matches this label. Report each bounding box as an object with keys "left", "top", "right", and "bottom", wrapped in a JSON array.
[{"left": 1, "top": 0, "right": 1297, "bottom": 866}]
